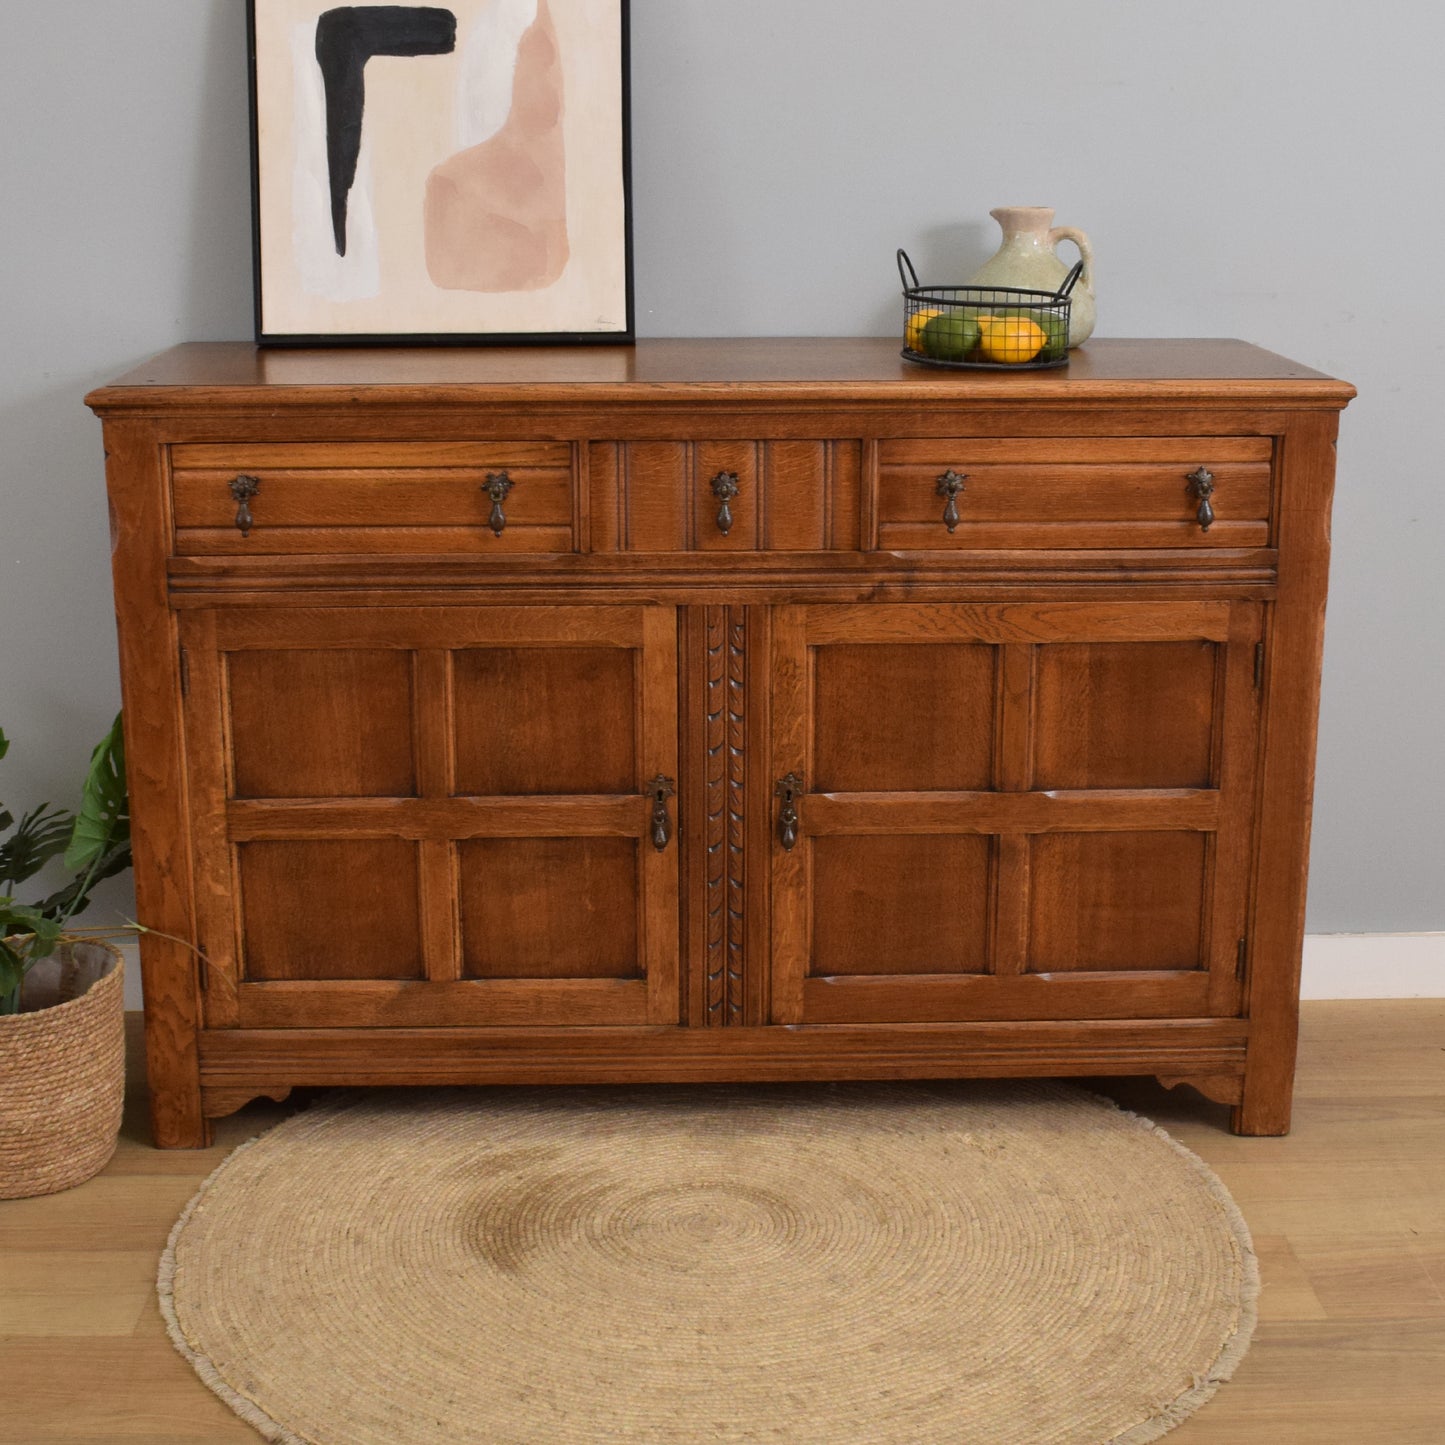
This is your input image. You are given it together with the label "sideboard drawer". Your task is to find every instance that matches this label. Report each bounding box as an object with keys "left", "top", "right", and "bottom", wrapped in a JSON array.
[
  {"left": 589, "top": 439, "right": 861, "bottom": 551},
  {"left": 876, "top": 437, "right": 1272, "bottom": 550},
  {"left": 171, "top": 442, "right": 576, "bottom": 554}
]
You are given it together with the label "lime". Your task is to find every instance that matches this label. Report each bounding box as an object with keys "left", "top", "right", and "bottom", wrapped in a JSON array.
[
  {"left": 1028, "top": 309, "right": 1069, "bottom": 361},
  {"left": 921, "top": 310, "right": 981, "bottom": 362}
]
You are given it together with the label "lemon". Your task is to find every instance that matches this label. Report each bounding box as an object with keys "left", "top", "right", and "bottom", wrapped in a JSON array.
[
  {"left": 978, "top": 313, "right": 1047, "bottom": 365},
  {"left": 905, "top": 308, "right": 941, "bottom": 353},
  {"left": 920, "top": 310, "right": 981, "bottom": 361}
]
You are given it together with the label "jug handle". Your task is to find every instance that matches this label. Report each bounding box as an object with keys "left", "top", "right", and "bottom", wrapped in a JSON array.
[{"left": 1049, "top": 226, "right": 1093, "bottom": 289}]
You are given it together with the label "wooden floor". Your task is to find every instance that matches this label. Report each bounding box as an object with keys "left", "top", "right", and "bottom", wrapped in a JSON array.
[{"left": 4, "top": 1001, "right": 1443, "bottom": 1444}]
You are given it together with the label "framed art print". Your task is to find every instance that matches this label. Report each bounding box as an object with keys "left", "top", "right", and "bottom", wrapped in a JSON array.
[{"left": 247, "top": 0, "right": 632, "bottom": 345}]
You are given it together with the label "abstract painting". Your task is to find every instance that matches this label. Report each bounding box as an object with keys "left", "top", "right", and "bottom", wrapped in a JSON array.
[{"left": 247, "top": 0, "right": 631, "bottom": 344}]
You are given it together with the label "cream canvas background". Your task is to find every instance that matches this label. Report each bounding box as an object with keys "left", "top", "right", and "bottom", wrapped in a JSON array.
[
  {"left": 253, "top": 0, "right": 628, "bottom": 335},
  {"left": 0, "top": 1, "right": 1440, "bottom": 1007}
]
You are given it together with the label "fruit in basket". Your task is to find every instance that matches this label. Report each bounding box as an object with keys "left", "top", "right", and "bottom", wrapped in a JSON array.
[
  {"left": 905, "top": 308, "right": 942, "bottom": 353},
  {"left": 978, "top": 313, "right": 1046, "bottom": 364},
  {"left": 1028, "top": 309, "right": 1069, "bottom": 361},
  {"left": 920, "top": 309, "right": 981, "bottom": 361}
]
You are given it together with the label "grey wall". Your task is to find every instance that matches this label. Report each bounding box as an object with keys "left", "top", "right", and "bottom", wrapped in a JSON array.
[{"left": 2, "top": 3, "right": 1441, "bottom": 1012}]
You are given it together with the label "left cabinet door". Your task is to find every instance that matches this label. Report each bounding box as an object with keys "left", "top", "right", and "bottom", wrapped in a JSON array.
[{"left": 178, "top": 605, "right": 681, "bottom": 1029}]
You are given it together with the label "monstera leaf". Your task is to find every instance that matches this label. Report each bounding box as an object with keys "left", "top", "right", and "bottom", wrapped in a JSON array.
[
  {"left": 37, "top": 714, "right": 132, "bottom": 926},
  {"left": 65, "top": 714, "right": 128, "bottom": 874},
  {"left": 0, "top": 802, "right": 75, "bottom": 892},
  {"left": 0, "top": 899, "right": 63, "bottom": 1012}
]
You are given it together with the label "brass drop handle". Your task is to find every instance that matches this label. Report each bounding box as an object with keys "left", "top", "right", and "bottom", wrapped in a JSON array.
[
  {"left": 936, "top": 470, "right": 968, "bottom": 533},
  {"left": 648, "top": 775, "right": 675, "bottom": 851},
  {"left": 710, "top": 471, "right": 741, "bottom": 535},
  {"left": 1186, "top": 467, "right": 1216, "bottom": 532},
  {"left": 483, "top": 470, "right": 514, "bottom": 535},
  {"left": 775, "top": 772, "right": 804, "bottom": 851},
  {"left": 229, "top": 475, "right": 260, "bottom": 537}
]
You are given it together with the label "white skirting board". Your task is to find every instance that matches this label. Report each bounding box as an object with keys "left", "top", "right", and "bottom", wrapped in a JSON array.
[
  {"left": 1297, "top": 932, "right": 1445, "bottom": 999},
  {"left": 112, "top": 934, "right": 1445, "bottom": 1011}
]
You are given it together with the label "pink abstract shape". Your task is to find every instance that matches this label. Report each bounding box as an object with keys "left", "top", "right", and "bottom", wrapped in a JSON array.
[{"left": 424, "top": 0, "right": 569, "bottom": 293}]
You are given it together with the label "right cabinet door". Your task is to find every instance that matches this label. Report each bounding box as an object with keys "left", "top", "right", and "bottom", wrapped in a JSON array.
[{"left": 769, "top": 601, "right": 1263, "bottom": 1024}]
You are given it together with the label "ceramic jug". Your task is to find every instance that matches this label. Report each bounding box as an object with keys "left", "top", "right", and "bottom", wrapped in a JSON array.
[{"left": 967, "top": 206, "right": 1095, "bottom": 347}]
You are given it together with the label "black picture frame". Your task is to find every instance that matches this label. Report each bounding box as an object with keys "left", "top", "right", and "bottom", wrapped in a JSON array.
[{"left": 246, "top": 0, "right": 633, "bottom": 347}]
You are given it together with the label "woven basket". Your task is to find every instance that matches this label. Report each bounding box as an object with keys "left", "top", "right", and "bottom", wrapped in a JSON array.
[{"left": 0, "top": 941, "right": 125, "bottom": 1199}]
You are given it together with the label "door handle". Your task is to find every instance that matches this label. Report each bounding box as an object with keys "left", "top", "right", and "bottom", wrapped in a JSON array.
[
  {"left": 648, "top": 775, "right": 675, "bottom": 850},
  {"left": 775, "top": 772, "right": 804, "bottom": 850}
]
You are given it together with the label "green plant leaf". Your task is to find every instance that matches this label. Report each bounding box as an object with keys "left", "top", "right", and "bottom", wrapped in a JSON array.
[
  {"left": 0, "top": 900, "right": 62, "bottom": 1014},
  {"left": 64, "top": 714, "right": 129, "bottom": 874},
  {"left": 34, "top": 840, "right": 133, "bottom": 921},
  {"left": 0, "top": 899, "right": 62, "bottom": 953},
  {"left": 0, "top": 942, "right": 24, "bottom": 1013},
  {"left": 0, "top": 802, "right": 76, "bottom": 891},
  {"left": 0, "top": 726, "right": 9, "bottom": 762}
]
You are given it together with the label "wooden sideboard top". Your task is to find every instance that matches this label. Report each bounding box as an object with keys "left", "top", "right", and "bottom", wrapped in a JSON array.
[{"left": 88, "top": 338, "right": 1355, "bottom": 413}]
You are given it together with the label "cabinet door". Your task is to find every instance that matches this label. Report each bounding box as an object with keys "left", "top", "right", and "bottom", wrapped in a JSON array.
[
  {"left": 180, "top": 606, "right": 679, "bottom": 1029},
  {"left": 769, "top": 601, "right": 1262, "bottom": 1023}
]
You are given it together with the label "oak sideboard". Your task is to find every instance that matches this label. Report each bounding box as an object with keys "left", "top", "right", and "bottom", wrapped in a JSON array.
[{"left": 87, "top": 339, "right": 1353, "bottom": 1147}]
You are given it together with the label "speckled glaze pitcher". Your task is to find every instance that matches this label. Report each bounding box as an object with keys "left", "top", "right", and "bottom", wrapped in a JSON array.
[{"left": 967, "top": 206, "right": 1095, "bottom": 347}]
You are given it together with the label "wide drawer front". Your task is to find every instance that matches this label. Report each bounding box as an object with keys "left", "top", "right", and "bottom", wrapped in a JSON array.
[
  {"left": 170, "top": 442, "right": 576, "bottom": 554},
  {"left": 877, "top": 437, "right": 1273, "bottom": 549}
]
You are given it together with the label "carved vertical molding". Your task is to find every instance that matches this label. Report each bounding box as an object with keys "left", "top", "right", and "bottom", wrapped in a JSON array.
[
  {"left": 725, "top": 607, "right": 746, "bottom": 1023},
  {"left": 704, "top": 606, "right": 747, "bottom": 1024},
  {"left": 703, "top": 608, "right": 727, "bottom": 1022}
]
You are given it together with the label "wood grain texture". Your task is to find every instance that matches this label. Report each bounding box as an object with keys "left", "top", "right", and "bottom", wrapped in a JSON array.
[
  {"left": 1234, "top": 412, "right": 1341, "bottom": 1134},
  {"left": 86, "top": 338, "right": 1356, "bottom": 409},
  {"left": 86, "top": 341, "right": 1349, "bottom": 1143},
  {"left": 104, "top": 421, "right": 208, "bottom": 1148}
]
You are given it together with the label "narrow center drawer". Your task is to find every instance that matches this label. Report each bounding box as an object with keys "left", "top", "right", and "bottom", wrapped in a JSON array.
[
  {"left": 171, "top": 442, "right": 576, "bottom": 554},
  {"left": 877, "top": 437, "right": 1273, "bottom": 550}
]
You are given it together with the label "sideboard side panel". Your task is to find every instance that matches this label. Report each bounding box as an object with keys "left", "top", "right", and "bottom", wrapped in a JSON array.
[
  {"left": 1236, "top": 410, "right": 1340, "bottom": 1135},
  {"left": 103, "top": 419, "right": 209, "bottom": 1147}
]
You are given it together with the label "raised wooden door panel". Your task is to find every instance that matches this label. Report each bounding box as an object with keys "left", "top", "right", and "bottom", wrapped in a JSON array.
[
  {"left": 769, "top": 601, "right": 1263, "bottom": 1025},
  {"left": 178, "top": 605, "right": 680, "bottom": 1030},
  {"left": 588, "top": 440, "right": 862, "bottom": 551},
  {"left": 170, "top": 442, "right": 576, "bottom": 555},
  {"left": 875, "top": 437, "right": 1273, "bottom": 550}
]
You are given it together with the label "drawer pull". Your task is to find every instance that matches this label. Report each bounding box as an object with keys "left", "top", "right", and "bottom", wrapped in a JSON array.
[
  {"left": 483, "top": 471, "right": 514, "bottom": 535},
  {"left": 709, "top": 471, "right": 741, "bottom": 535},
  {"left": 935, "top": 470, "right": 968, "bottom": 533},
  {"left": 1186, "top": 467, "right": 1216, "bottom": 532},
  {"left": 648, "top": 774, "right": 676, "bottom": 851},
  {"left": 775, "top": 772, "right": 804, "bottom": 851},
  {"left": 228, "top": 475, "right": 260, "bottom": 537}
]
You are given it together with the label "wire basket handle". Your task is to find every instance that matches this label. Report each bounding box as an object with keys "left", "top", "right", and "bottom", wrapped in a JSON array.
[
  {"left": 1053, "top": 260, "right": 1085, "bottom": 303},
  {"left": 897, "top": 249, "right": 922, "bottom": 292}
]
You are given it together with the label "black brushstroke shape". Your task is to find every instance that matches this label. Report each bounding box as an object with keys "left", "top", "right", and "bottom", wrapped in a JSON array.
[{"left": 315, "top": 6, "right": 457, "bottom": 255}]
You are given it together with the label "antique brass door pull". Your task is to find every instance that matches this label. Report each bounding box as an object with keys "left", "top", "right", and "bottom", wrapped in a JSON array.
[
  {"left": 483, "top": 471, "right": 514, "bottom": 535},
  {"left": 229, "top": 475, "right": 260, "bottom": 536},
  {"left": 648, "top": 775, "right": 676, "bottom": 851},
  {"left": 775, "top": 772, "right": 803, "bottom": 850},
  {"left": 709, "top": 471, "right": 741, "bottom": 535},
  {"left": 1186, "top": 466, "right": 1216, "bottom": 532},
  {"left": 935, "top": 470, "right": 968, "bottom": 533}
]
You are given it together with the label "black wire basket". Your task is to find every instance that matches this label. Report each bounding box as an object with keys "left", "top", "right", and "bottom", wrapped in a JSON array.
[{"left": 898, "top": 249, "right": 1081, "bottom": 370}]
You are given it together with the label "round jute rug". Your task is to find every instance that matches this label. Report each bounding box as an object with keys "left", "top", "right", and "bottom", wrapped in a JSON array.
[{"left": 160, "top": 1082, "right": 1256, "bottom": 1445}]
